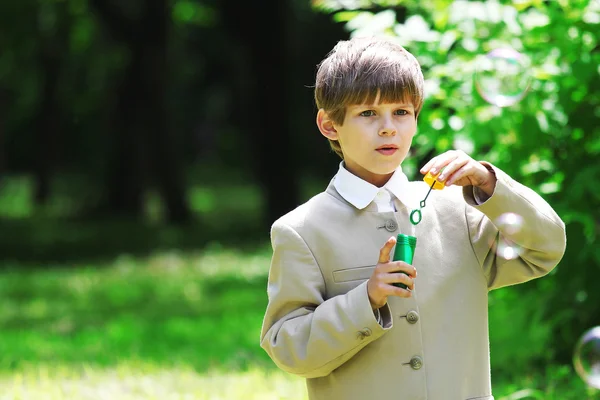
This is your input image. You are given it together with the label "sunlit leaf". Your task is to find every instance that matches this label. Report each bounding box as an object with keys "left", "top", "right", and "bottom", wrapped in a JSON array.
[
  {"left": 333, "top": 10, "right": 361, "bottom": 22},
  {"left": 172, "top": 1, "right": 217, "bottom": 26}
]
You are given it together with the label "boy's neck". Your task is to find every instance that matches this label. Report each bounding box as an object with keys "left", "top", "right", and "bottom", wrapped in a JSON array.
[{"left": 342, "top": 161, "right": 396, "bottom": 188}]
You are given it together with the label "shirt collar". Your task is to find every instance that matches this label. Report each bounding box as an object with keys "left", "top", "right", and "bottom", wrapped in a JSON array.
[{"left": 333, "top": 161, "right": 421, "bottom": 210}]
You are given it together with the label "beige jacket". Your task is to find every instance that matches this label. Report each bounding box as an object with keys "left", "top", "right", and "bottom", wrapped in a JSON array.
[{"left": 260, "top": 165, "right": 566, "bottom": 400}]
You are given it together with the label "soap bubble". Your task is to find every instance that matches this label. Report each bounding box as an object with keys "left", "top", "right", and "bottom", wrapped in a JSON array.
[
  {"left": 453, "top": 135, "right": 474, "bottom": 154},
  {"left": 495, "top": 213, "right": 524, "bottom": 235},
  {"left": 573, "top": 326, "right": 600, "bottom": 389},
  {"left": 474, "top": 48, "right": 532, "bottom": 107},
  {"left": 493, "top": 213, "right": 524, "bottom": 260},
  {"left": 497, "top": 238, "right": 522, "bottom": 260}
]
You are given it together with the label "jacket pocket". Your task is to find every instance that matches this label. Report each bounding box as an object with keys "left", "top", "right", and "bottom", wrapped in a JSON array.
[{"left": 332, "top": 265, "right": 375, "bottom": 283}]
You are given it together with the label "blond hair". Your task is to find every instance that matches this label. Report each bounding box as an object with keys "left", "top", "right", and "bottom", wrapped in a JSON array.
[{"left": 314, "top": 36, "right": 425, "bottom": 159}]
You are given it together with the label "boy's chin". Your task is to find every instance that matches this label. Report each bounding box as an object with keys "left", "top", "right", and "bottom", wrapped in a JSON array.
[
  {"left": 369, "top": 167, "right": 400, "bottom": 178},
  {"left": 377, "top": 169, "right": 399, "bottom": 176},
  {"left": 372, "top": 162, "right": 403, "bottom": 175}
]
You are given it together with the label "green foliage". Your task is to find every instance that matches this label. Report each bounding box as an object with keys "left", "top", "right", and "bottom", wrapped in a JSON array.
[
  {"left": 488, "top": 284, "right": 555, "bottom": 377},
  {"left": 313, "top": 0, "right": 600, "bottom": 368}
]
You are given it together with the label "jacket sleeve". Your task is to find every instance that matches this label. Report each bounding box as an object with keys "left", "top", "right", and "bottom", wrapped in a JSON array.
[
  {"left": 464, "top": 163, "right": 567, "bottom": 290},
  {"left": 259, "top": 220, "right": 392, "bottom": 378}
]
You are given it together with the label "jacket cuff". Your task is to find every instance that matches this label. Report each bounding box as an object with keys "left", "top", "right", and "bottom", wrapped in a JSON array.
[
  {"left": 350, "top": 281, "right": 393, "bottom": 333},
  {"left": 463, "top": 161, "right": 498, "bottom": 206}
]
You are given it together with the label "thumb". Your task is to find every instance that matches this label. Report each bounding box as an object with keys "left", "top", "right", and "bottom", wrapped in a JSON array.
[{"left": 378, "top": 236, "right": 397, "bottom": 263}]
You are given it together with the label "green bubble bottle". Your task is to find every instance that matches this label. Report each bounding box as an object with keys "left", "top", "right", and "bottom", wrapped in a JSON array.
[{"left": 392, "top": 233, "right": 417, "bottom": 289}]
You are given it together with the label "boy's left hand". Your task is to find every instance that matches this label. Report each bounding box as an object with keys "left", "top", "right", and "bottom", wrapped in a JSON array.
[{"left": 420, "top": 150, "right": 497, "bottom": 197}]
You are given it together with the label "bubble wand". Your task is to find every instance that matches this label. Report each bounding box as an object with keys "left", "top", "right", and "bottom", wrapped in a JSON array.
[
  {"left": 392, "top": 169, "right": 445, "bottom": 289},
  {"left": 409, "top": 169, "right": 446, "bottom": 225}
]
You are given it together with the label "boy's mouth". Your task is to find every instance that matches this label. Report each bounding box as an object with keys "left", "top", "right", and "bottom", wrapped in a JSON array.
[{"left": 376, "top": 144, "right": 398, "bottom": 155}]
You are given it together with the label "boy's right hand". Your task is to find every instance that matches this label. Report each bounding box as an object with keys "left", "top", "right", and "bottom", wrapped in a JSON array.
[{"left": 367, "top": 236, "right": 417, "bottom": 310}]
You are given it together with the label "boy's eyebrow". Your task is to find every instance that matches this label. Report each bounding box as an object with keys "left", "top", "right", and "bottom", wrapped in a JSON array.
[{"left": 350, "top": 103, "right": 415, "bottom": 108}]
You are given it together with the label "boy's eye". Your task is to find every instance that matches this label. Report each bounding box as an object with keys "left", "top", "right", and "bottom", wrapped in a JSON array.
[
  {"left": 395, "top": 109, "right": 408, "bottom": 115},
  {"left": 360, "top": 110, "right": 375, "bottom": 117}
]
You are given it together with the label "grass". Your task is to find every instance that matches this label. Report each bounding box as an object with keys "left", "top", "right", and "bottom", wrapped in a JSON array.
[
  {"left": 0, "top": 364, "right": 307, "bottom": 400},
  {"left": 0, "top": 247, "right": 312, "bottom": 399},
  {"left": 0, "top": 246, "right": 274, "bottom": 371}
]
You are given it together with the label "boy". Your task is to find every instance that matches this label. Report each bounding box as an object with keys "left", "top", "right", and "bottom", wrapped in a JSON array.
[{"left": 259, "top": 36, "right": 566, "bottom": 400}]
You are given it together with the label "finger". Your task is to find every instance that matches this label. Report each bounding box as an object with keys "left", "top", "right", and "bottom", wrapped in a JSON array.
[
  {"left": 419, "top": 153, "right": 450, "bottom": 175},
  {"left": 421, "top": 150, "right": 459, "bottom": 176},
  {"left": 437, "top": 156, "right": 469, "bottom": 183},
  {"left": 382, "top": 273, "right": 414, "bottom": 290},
  {"left": 375, "top": 282, "right": 412, "bottom": 298},
  {"left": 419, "top": 156, "right": 439, "bottom": 175},
  {"left": 429, "top": 151, "right": 461, "bottom": 175},
  {"left": 390, "top": 285, "right": 413, "bottom": 298},
  {"left": 378, "top": 236, "right": 397, "bottom": 264},
  {"left": 447, "top": 161, "right": 490, "bottom": 186},
  {"left": 383, "top": 261, "right": 417, "bottom": 278}
]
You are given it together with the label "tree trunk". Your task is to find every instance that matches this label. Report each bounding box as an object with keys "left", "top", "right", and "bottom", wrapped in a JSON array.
[
  {"left": 0, "top": 89, "right": 6, "bottom": 184},
  {"left": 104, "top": 49, "right": 146, "bottom": 217},
  {"left": 33, "top": 2, "right": 69, "bottom": 205},
  {"left": 90, "top": 0, "right": 189, "bottom": 223},
  {"left": 254, "top": 0, "right": 299, "bottom": 227},
  {"left": 143, "top": 0, "right": 190, "bottom": 224},
  {"left": 222, "top": 0, "right": 299, "bottom": 229},
  {"left": 34, "top": 46, "right": 61, "bottom": 205}
]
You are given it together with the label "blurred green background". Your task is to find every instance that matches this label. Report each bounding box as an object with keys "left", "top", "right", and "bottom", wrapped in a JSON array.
[{"left": 0, "top": 0, "right": 599, "bottom": 398}]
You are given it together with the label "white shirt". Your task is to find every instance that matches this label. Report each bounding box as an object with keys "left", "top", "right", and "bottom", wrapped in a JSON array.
[{"left": 333, "top": 161, "right": 422, "bottom": 212}]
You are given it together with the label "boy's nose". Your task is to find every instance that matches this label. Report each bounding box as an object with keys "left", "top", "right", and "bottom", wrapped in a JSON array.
[
  {"left": 378, "top": 125, "right": 397, "bottom": 136},
  {"left": 378, "top": 115, "right": 397, "bottom": 136}
]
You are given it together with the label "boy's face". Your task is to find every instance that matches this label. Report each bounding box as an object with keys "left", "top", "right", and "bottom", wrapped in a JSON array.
[{"left": 318, "top": 97, "right": 417, "bottom": 187}]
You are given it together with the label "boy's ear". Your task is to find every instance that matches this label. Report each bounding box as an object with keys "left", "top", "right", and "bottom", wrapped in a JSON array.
[{"left": 316, "top": 109, "right": 339, "bottom": 141}]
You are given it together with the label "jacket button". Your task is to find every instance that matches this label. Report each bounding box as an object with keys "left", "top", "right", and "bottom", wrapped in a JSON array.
[
  {"left": 357, "top": 328, "right": 372, "bottom": 340},
  {"left": 410, "top": 356, "right": 423, "bottom": 370},
  {"left": 406, "top": 310, "right": 419, "bottom": 324},
  {"left": 384, "top": 220, "right": 397, "bottom": 232},
  {"left": 356, "top": 328, "right": 372, "bottom": 340}
]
